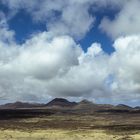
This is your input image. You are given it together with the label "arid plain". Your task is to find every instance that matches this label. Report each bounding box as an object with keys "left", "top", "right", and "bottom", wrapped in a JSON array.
[{"left": 0, "top": 99, "right": 140, "bottom": 140}]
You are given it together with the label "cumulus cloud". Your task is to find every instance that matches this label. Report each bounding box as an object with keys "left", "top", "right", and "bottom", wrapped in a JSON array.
[
  {"left": 45, "top": 42, "right": 109, "bottom": 97},
  {"left": 0, "top": 30, "right": 81, "bottom": 101},
  {"left": 100, "top": 0, "right": 140, "bottom": 38},
  {"left": 110, "top": 35, "right": 140, "bottom": 93},
  {"left": 0, "top": 26, "right": 110, "bottom": 102},
  {"left": 0, "top": 12, "right": 15, "bottom": 45}
]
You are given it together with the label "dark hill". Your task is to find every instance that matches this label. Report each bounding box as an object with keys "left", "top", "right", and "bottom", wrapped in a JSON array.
[
  {"left": 74, "top": 99, "right": 114, "bottom": 112},
  {"left": 74, "top": 99, "right": 95, "bottom": 109},
  {"left": 0, "top": 101, "right": 44, "bottom": 109},
  {"left": 114, "top": 104, "right": 132, "bottom": 110},
  {"left": 46, "top": 98, "right": 77, "bottom": 107}
]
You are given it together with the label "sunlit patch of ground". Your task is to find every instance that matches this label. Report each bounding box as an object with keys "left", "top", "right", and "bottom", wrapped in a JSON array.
[{"left": 0, "top": 129, "right": 139, "bottom": 140}]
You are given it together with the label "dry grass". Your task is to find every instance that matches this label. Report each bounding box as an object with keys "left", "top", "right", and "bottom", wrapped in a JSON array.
[
  {"left": 0, "top": 129, "right": 139, "bottom": 140},
  {"left": 0, "top": 113, "right": 140, "bottom": 139}
]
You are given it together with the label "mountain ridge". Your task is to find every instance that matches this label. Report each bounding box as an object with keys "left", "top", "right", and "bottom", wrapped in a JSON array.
[{"left": 0, "top": 98, "right": 136, "bottom": 112}]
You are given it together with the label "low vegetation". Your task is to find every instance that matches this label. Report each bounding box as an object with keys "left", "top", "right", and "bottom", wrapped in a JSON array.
[{"left": 0, "top": 111, "right": 140, "bottom": 140}]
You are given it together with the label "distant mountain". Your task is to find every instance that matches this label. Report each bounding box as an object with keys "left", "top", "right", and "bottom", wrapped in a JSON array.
[
  {"left": 74, "top": 99, "right": 95, "bottom": 109},
  {"left": 134, "top": 106, "right": 140, "bottom": 110},
  {"left": 74, "top": 99, "right": 114, "bottom": 111},
  {"left": 0, "top": 98, "right": 136, "bottom": 113},
  {"left": 0, "top": 101, "right": 44, "bottom": 109},
  {"left": 114, "top": 104, "right": 132, "bottom": 110},
  {"left": 79, "top": 99, "right": 93, "bottom": 105},
  {"left": 46, "top": 98, "right": 77, "bottom": 108}
]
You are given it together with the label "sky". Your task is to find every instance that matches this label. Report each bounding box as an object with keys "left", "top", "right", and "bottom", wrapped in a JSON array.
[{"left": 0, "top": 0, "right": 140, "bottom": 106}]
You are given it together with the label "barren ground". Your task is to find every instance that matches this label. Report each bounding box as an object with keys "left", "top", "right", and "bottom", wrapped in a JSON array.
[{"left": 0, "top": 109, "right": 140, "bottom": 140}]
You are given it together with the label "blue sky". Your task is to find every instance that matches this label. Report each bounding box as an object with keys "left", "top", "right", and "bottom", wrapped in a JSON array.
[
  {"left": 0, "top": 0, "right": 140, "bottom": 106},
  {"left": 8, "top": 10, "right": 47, "bottom": 44}
]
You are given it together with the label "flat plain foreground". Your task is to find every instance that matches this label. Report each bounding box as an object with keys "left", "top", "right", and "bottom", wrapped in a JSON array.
[
  {"left": 0, "top": 109, "right": 140, "bottom": 140},
  {"left": 1, "top": 129, "right": 140, "bottom": 140}
]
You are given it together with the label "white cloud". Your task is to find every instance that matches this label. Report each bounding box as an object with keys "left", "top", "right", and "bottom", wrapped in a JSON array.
[
  {"left": 46, "top": 42, "right": 109, "bottom": 97},
  {"left": 0, "top": 12, "right": 15, "bottom": 45},
  {"left": 47, "top": 3, "right": 95, "bottom": 39},
  {"left": 110, "top": 35, "right": 140, "bottom": 94},
  {"left": 0, "top": 23, "right": 110, "bottom": 102},
  {"left": 13, "top": 33, "right": 82, "bottom": 79},
  {"left": 100, "top": 0, "right": 140, "bottom": 38}
]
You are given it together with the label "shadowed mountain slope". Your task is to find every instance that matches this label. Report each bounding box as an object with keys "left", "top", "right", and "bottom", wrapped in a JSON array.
[
  {"left": 0, "top": 101, "right": 44, "bottom": 109},
  {"left": 46, "top": 98, "right": 77, "bottom": 107}
]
